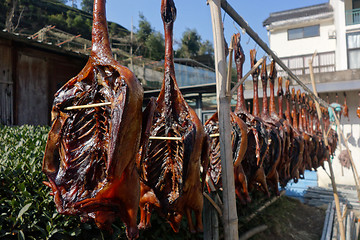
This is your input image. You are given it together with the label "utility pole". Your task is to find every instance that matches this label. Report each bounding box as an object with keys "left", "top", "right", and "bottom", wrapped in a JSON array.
[{"left": 130, "top": 16, "right": 134, "bottom": 72}]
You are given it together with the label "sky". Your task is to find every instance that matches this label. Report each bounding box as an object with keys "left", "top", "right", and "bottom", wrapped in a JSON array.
[{"left": 103, "top": 0, "right": 329, "bottom": 69}]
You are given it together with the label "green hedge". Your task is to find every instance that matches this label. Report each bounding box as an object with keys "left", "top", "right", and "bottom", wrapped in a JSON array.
[{"left": 0, "top": 125, "right": 200, "bottom": 240}]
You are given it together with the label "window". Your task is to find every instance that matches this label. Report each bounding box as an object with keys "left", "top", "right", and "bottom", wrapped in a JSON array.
[
  {"left": 288, "top": 25, "right": 320, "bottom": 40},
  {"left": 347, "top": 32, "right": 360, "bottom": 69}
]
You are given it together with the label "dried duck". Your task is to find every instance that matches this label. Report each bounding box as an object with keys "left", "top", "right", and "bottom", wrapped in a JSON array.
[
  {"left": 284, "top": 79, "right": 304, "bottom": 183},
  {"left": 204, "top": 111, "right": 250, "bottom": 204},
  {"left": 266, "top": 65, "right": 290, "bottom": 188},
  {"left": 137, "top": 0, "right": 209, "bottom": 233},
  {"left": 42, "top": 0, "right": 143, "bottom": 238},
  {"left": 343, "top": 92, "right": 349, "bottom": 121},
  {"left": 259, "top": 58, "right": 282, "bottom": 196},
  {"left": 233, "top": 35, "right": 270, "bottom": 197},
  {"left": 357, "top": 92, "right": 360, "bottom": 118}
]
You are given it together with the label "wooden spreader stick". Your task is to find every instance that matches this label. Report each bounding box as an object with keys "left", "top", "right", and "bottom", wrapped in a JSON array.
[
  {"left": 309, "top": 55, "right": 346, "bottom": 240},
  {"left": 230, "top": 57, "right": 265, "bottom": 96},
  {"left": 64, "top": 102, "right": 111, "bottom": 110},
  {"left": 210, "top": 133, "right": 220, "bottom": 138},
  {"left": 148, "top": 136, "right": 182, "bottom": 141}
]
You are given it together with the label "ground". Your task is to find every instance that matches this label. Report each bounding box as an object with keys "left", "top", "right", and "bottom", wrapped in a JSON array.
[{"left": 238, "top": 195, "right": 326, "bottom": 240}]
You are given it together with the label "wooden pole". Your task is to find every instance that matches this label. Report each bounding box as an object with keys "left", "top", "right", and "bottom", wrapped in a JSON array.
[
  {"left": 209, "top": 0, "right": 239, "bottom": 239},
  {"left": 203, "top": 192, "right": 220, "bottom": 240},
  {"left": 243, "top": 191, "right": 285, "bottom": 224},
  {"left": 309, "top": 56, "right": 346, "bottom": 240},
  {"left": 239, "top": 225, "right": 268, "bottom": 240}
]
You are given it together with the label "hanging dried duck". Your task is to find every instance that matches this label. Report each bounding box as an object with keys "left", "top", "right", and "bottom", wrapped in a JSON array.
[
  {"left": 42, "top": 0, "right": 143, "bottom": 238},
  {"left": 267, "top": 65, "right": 291, "bottom": 188},
  {"left": 357, "top": 92, "right": 360, "bottom": 118},
  {"left": 310, "top": 101, "right": 327, "bottom": 168},
  {"left": 259, "top": 59, "right": 282, "bottom": 195},
  {"left": 204, "top": 111, "right": 250, "bottom": 204},
  {"left": 283, "top": 79, "right": 304, "bottom": 183},
  {"left": 137, "top": 0, "right": 209, "bottom": 233},
  {"left": 233, "top": 37, "right": 270, "bottom": 197},
  {"left": 289, "top": 88, "right": 306, "bottom": 179},
  {"left": 297, "top": 90, "right": 313, "bottom": 171},
  {"left": 303, "top": 95, "right": 319, "bottom": 169},
  {"left": 343, "top": 92, "right": 349, "bottom": 121}
]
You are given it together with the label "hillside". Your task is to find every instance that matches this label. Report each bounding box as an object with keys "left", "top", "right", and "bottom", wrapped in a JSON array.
[{"left": 0, "top": 0, "right": 129, "bottom": 39}]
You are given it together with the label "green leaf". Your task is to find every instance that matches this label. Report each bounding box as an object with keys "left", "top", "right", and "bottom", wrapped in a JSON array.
[
  {"left": 16, "top": 202, "right": 32, "bottom": 222},
  {"left": 18, "top": 230, "right": 25, "bottom": 240}
]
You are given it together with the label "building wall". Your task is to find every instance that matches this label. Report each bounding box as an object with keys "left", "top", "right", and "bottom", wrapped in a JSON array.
[
  {"left": 0, "top": 39, "right": 13, "bottom": 125},
  {"left": 16, "top": 51, "right": 49, "bottom": 125},
  {"left": 317, "top": 91, "right": 360, "bottom": 187},
  {"left": 0, "top": 34, "right": 87, "bottom": 126},
  {"left": 344, "top": 0, "right": 353, "bottom": 11},
  {"left": 269, "top": 19, "right": 336, "bottom": 58}
]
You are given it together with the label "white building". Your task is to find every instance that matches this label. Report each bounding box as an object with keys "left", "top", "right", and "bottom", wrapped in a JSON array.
[{"left": 263, "top": 0, "right": 360, "bottom": 188}]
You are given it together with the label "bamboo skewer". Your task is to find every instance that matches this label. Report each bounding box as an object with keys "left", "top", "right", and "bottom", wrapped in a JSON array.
[
  {"left": 64, "top": 102, "right": 111, "bottom": 110},
  {"left": 148, "top": 136, "right": 182, "bottom": 140},
  {"left": 210, "top": 133, "right": 220, "bottom": 138}
]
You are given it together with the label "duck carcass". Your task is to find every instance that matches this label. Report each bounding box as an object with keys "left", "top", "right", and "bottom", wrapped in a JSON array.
[
  {"left": 137, "top": 0, "right": 209, "bottom": 233},
  {"left": 284, "top": 79, "right": 304, "bottom": 183},
  {"left": 233, "top": 35, "right": 270, "bottom": 197},
  {"left": 42, "top": 0, "right": 143, "bottom": 238},
  {"left": 204, "top": 110, "right": 250, "bottom": 204}
]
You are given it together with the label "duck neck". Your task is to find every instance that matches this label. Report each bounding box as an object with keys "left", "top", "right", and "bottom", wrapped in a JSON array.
[
  {"left": 160, "top": 0, "right": 178, "bottom": 110},
  {"left": 253, "top": 74, "right": 260, "bottom": 117},
  {"left": 261, "top": 74, "right": 269, "bottom": 117},
  {"left": 91, "top": 0, "right": 112, "bottom": 59},
  {"left": 291, "top": 100, "right": 298, "bottom": 130},
  {"left": 269, "top": 78, "right": 277, "bottom": 116}
]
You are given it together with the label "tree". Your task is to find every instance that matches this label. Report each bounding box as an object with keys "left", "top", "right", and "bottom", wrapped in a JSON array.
[
  {"left": 145, "top": 32, "right": 165, "bottom": 61},
  {"left": 199, "top": 40, "right": 214, "bottom": 56},
  {"left": 135, "top": 13, "right": 164, "bottom": 61},
  {"left": 81, "top": 0, "right": 93, "bottom": 14},
  {"left": 176, "top": 28, "right": 201, "bottom": 58},
  {"left": 136, "top": 13, "right": 152, "bottom": 43}
]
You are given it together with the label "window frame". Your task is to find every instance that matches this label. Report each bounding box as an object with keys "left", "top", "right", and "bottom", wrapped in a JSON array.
[
  {"left": 287, "top": 25, "right": 320, "bottom": 41},
  {"left": 347, "top": 32, "right": 360, "bottom": 69}
]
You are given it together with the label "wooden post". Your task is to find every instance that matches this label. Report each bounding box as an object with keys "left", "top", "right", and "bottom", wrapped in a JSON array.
[
  {"left": 208, "top": 0, "right": 239, "bottom": 239},
  {"left": 309, "top": 56, "right": 346, "bottom": 240},
  {"left": 203, "top": 192, "right": 220, "bottom": 240}
]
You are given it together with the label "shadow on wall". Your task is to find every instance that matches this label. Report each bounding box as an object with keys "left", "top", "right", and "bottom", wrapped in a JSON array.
[{"left": 346, "top": 128, "right": 356, "bottom": 147}]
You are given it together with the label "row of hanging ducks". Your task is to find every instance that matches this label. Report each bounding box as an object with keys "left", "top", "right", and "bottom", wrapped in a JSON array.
[
  {"left": 204, "top": 33, "right": 338, "bottom": 205},
  {"left": 42, "top": 0, "right": 339, "bottom": 237}
]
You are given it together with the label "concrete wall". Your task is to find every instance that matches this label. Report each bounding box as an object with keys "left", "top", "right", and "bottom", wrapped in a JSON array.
[
  {"left": 317, "top": 90, "right": 360, "bottom": 187},
  {"left": 269, "top": 19, "right": 336, "bottom": 57}
]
